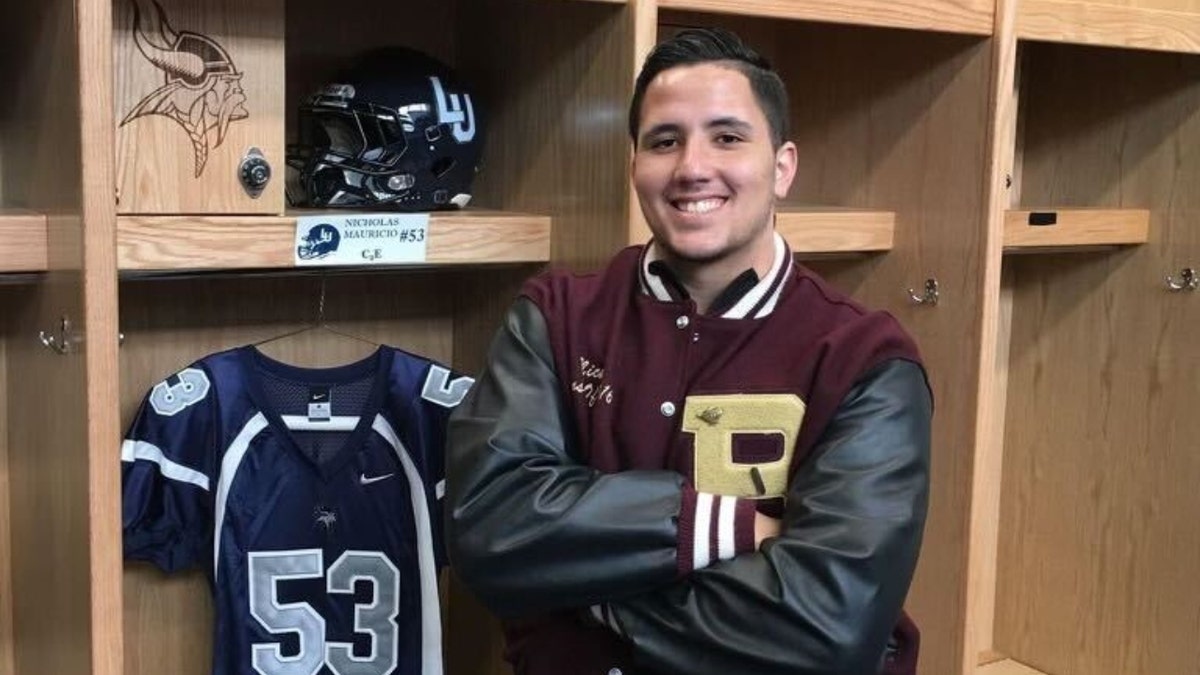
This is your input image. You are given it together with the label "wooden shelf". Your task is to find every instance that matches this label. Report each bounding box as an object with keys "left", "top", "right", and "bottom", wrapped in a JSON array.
[
  {"left": 1003, "top": 207, "right": 1149, "bottom": 251},
  {"left": 0, "top": 210, "right": 48, "bottom": 273},
  {"left": 776, "top": 206, "right": 895, "bottom": 255},
  {"left": 1018, "top": 0, "right": 1200, "bottom": 53},
  {"left": 977, "top": 658, "right": 1052, "bottom": 675},
  {"left": 657, "top": 0, "right": 992, "bottom": 35},
  {"left": 116, "top": 209, "right": 552, "bottom": 272}
]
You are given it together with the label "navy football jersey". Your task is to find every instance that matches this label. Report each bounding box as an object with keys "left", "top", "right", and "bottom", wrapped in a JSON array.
[{"left": 121, "top": 345, "right": 473, "bottom": 675}]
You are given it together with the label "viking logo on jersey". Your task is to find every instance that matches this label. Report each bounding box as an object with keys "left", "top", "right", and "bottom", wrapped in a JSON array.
[{"left": 313, "top": 506, "right": 338, "bottom": 532}]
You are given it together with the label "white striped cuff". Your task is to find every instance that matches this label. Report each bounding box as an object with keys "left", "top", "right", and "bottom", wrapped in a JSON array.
[{"left": 691, "top": 493, "right": 742, "bottom": 571}]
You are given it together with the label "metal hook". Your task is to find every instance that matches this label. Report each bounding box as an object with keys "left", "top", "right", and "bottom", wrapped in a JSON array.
[
  {"left": 1165, "top": 267, "right": 1197, "bottom": 292},
  {"left": 907, "top": 278, "right": 939, "bottom": 306},
  {"left": 38, "top": 316, "right": 75, "bottom": 355}
]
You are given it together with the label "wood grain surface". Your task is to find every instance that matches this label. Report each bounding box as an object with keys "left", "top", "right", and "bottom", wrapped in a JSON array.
[
  {"left": 657, "top": 0, "right": 993, "bottom": 34},
  {"left": 977, "top": 658, "right": 1052, "bottom": 675},
  {"left": 1018, "top": 0, "right": 1200, "bottom": 53},
  {"left": 0, "top": 211, "right": 47, "bottom": 273},
  {"left": 776, "top": 207, "right": 895, "bottom": 253},
  {"left": 5, "top": 0, "right": 123, "bottom": 672},
  {"left": 117, "top": 211, "right": 552, "bottom": 270},
  {"left": 1003, "top": 208, "right": 1150, "bottom": 249},
  {"left": 114, "top": 0, "right": 285, "bottom": 213},
  {"left": 997, "top": 42, "right": 1200, "bottom": 675}
]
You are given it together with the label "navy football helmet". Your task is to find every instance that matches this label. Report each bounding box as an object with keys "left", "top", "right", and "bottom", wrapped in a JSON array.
[
  {"left": 287, "top": 47, "right": 484, "bottom": 211},
  {"left": 297, "top": 223, "right": 341, "bottom": 260}
]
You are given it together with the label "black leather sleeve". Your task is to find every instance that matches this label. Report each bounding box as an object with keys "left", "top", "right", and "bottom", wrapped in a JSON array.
[
  {"left": 445, "top": 297, "right": 687, "bottom": 618},
  {"left": 605, "top": 359, "right": 932, "bottom": 675}
]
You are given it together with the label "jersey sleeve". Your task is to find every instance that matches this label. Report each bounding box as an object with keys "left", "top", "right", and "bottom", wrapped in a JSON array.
[
  {"left": 121, "top": 363, "right": 219, "bottom": 573},
  {"left": 405, "top": 360, "right": 475, "bottom": 569}
]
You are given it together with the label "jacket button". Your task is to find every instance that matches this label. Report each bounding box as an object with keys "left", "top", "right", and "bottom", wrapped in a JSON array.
[
  {"left": 675, "top": 315, "right": 689, "bottom": 329},
  {"left": 660, "top": 401, "right": 676, "bottom": 417}
]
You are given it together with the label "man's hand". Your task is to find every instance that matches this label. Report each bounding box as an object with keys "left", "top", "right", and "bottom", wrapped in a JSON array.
[{"left": 754, "top": 512, "right": 781, "bottom": 549}]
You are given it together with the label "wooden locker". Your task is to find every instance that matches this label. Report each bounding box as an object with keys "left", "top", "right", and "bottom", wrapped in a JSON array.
[
  {"left": 114, "top": 0, "right": 285, "bottom": 214},
  {"left": 118, "top": 2, "right": 629, "bottom": 675},
  {"left": 3, "top": 1, "right": 122, "bottom": 675},
  {"left": 991, "top": 41, "right": 1200, "bottom": 675},
  {"left": 965, "top": 2, "right": 1200, "bottom": 674}
]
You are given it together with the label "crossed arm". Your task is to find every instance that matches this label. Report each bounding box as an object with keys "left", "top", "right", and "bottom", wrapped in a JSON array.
[{"left": 445, "top": 297, "right": 931, "bottom": 675}]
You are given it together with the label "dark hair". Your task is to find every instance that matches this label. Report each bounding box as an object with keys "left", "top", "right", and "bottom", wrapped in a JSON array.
[{"left": 629, "top": 27, "right": 789, "bottom": 148}]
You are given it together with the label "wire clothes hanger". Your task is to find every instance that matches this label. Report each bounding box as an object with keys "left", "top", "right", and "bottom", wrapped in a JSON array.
[
  {"left": 252, "top": 273, "right": 378, "bottom": 433},
  {"left": 252, "top": 273, "right": 379, "bottom": 349}
]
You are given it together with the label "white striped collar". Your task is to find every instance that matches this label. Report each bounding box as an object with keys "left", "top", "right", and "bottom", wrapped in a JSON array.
[{"left": 638, "top": 231, "right": 793, "bottom": 319}]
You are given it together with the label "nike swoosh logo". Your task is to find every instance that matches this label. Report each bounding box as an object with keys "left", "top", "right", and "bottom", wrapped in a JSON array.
[{"left": 360, "top": 472, "right": 394, "bottom": 485}]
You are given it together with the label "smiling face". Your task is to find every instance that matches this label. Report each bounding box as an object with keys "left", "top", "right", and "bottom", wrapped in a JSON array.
[{"left": 632, "top": 62, "right": 796, "bottom": 277}]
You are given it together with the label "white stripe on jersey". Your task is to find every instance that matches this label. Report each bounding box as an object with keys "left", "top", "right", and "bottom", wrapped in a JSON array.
[
  {"left": 122, "top": 439, "right": 210, "bottom": 491},
  {"left": 213, "top": 412, "right": 269, "bottom": 582},
  {"left": 373, "top": 414, "right": 444, "bottom": 675},
  {"left": 717, "top": 496, "right": 737, "bottom": 561},
  {"left": 693, "top": 492, "right": 713, "bottom": 571}
]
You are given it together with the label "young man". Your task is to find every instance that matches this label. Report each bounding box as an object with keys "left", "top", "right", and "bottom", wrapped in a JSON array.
[{"left": 445, "top": 28, "right": 931, "bottom": 675}]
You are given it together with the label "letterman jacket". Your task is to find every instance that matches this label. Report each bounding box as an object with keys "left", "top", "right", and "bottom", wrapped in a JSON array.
[{"left": 446, "top": 233, "right": 932, "bottom": 675}]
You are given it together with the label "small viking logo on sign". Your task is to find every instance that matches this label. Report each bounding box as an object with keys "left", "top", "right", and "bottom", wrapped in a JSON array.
[{"left": 121, "top": 0, "right": 249, "bottom": 177}]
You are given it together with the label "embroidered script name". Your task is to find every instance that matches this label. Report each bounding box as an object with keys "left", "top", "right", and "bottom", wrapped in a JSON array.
[{"left": 571, "top": 357, "right": 614, "bottom": 407}]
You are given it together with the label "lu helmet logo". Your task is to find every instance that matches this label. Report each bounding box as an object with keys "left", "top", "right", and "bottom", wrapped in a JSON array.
[
  {"left": 430, "top": 76, "right": 476, "bottom": 143},
  {"left": 297, "top": 223, "right": 341, "bottom": 260}
]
